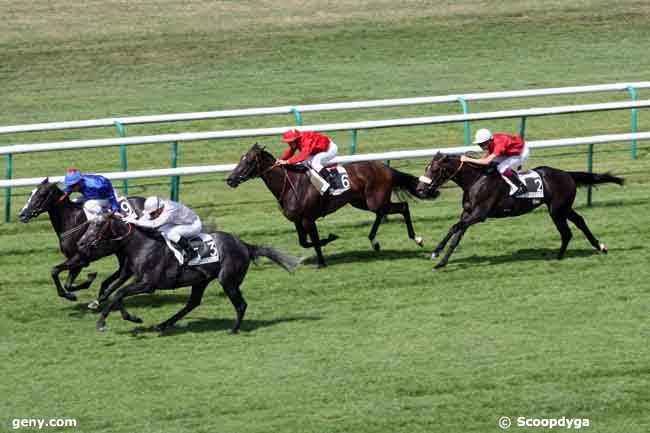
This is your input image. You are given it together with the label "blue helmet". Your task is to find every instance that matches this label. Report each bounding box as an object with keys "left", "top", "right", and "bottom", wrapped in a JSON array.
[{"left": 63, "top": 168, "right": 82, "bottom": 187}]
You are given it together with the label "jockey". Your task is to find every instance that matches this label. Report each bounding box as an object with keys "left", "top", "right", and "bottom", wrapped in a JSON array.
[
  {"left": 62, "top": 168, "right": 121, "bottom": 220},
  {"left": 125, "top": 196, "right": 202, "bottom": 263},
  {"left": 275, "top": 129, "right": 339, "bottom": 195},
  {"left": 461, "top": 128, "right": 530, "bottom": 196}
]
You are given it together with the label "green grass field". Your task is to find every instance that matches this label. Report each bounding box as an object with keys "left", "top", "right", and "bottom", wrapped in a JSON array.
[{"left": 1, "top": 1, "right": 649, "bottom": 432}]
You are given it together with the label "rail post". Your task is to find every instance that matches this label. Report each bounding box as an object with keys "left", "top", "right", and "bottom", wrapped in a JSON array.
[
  {"left": 4, "top": 153, "right": 12, "bottom": 223},
  {"left": 457, "top": 96, "right": 471, "bottom": 145},
  {"left": 586, "top": 143, "right": 594, "bottom": 207},
  {"left": 350, "top": 129, "right": 358, "bottom": 155},
  {"left": 170, "top": 142, "right": 180, "bottom": 201},
  {"left": 519, "top": 116, "right": 527, "bottom": 139},
  {"left": 113, "top": 121, "right": 128, "bottom": 195},
  {"left": 626, "top": 85, "right": 638, "bottom": 160},
  {"left": 291, "top": 108, "right": 303, "bottom": 126}
]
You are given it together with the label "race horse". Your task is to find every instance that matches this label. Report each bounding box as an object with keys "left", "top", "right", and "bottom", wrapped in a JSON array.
[
  {"left": 416, "top": 153, "right": 624, "bottom": 268},
  {"left": 18, "top": 178, "right": 144, "bottom": 303},
  {"left": 76, "top": 214, "right": 300, "bottom": 333},
  {"left": 226, "top": 143, "right": 434, "bottom": 267}
]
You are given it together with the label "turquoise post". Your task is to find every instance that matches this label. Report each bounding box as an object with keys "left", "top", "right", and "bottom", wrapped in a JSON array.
[
  {"left": 291, "top": 108, "right": 303, "bottom": 126},
  {"left": 5, "top": 154, "right": 12, "bottom": 223},
  {"left": 519, "top": 116, "right": 527, "bottom": 139},
  {"left": 626, "top": 85, "right": 638, "bottom": 160},
  {"left": 457, "top": 97, "right": 470, "bottom": 145},
  {"left": 350, "top": 129, "right": 358, "bottom": 154},
  {"left": 114, "top": 121, "right": 128, "bottom": 195},
  {"left": 587, "top": 144, "right": 594, "bottom": 207},
  {"left": 170, "top": 142, "right": 179, "bottom": 201}
]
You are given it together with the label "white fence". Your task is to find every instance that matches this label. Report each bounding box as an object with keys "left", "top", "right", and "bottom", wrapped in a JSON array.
[
  {"left": 2, "top": 131, "right": 648, "bottom": 188},
  {"left": 2, "top": 100, "right": 649, "bottom": 156},
  {"left": 1, "top": 82, "right": 648, "bottom": 135}
]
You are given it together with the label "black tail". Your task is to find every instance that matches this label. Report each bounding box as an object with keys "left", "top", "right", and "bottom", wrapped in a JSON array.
[
  {"left": 568, "top": 171, "right": 624, "bottom": 187},
  {"left": 389, "top": 167, "right": 421, "bottom": 200},
  {"left": 246, "top": 244, "right": 301, "bottom": 273}
]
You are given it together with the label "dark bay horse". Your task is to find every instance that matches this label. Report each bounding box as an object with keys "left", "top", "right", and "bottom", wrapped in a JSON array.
[
  {"left": 76, "top": 214, "right": 300, "bottom": 333},
  {"left": 18, "top": 178, "right": 144, "bottom": 302},
  {"left": 416, "top": 153, "right": 624, "bottom": 268},
  {"left": 226, "top": 143, "right": 435, "bottom": 267}
]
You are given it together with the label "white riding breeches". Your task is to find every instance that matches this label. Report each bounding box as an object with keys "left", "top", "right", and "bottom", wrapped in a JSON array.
[
  {"left": 159, "top": 218, "right": 203, "bottom": 243},
  {"left": 495, "top": 144, "right": 530, "bottom": 173},
  {"left": 83, "top": 199, "right": 112, "bottom": 221},
  {"left": 308, "top": 141, "right": 338, "bottom": 172}
]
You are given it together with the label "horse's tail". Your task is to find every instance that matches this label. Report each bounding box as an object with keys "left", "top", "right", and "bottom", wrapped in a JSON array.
[
  {"left": 246, "top": 244, "right": 302, "bottom": 273},
  {"left": 568, "top": 171, "right": 624, "bottom": 187},
  {"left": 389, "top": 167, "right": 421, "bottom": 200}
]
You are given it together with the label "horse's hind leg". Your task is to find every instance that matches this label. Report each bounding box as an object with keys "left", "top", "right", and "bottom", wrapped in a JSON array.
[
  {"left": 550, "top": 211, "right": 573, "bottom": 259},
  {"left": 368, "top": 212, "right": 384, "bottom": 251},
  {"left": 567, "top": 209, "right": 608, "bottom": 253},
  {"left": 221, "top": 283, "right": 248, "bottom": 334},
  {"left": 386, "top": 202, "right": 423, "bottom": 247},
  {"left": 294, "top": 222, "right": 313, "bottom": 248},
  {"left": 155, "top": 281, "right": 208, "bottom": 332}
]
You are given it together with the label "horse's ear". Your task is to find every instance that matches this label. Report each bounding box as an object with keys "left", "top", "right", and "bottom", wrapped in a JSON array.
[{"left": 41, "top": 177, "right": 49, "bottom": 184}]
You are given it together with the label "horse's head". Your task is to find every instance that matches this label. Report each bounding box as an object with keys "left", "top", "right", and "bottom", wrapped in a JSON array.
[
  {"left": 19, "top": 178, "right": 65, "bottom": 223},
  {"left": 416, "top": 153, "right": 460, "bottom": 198},
  {"left": 226, "top": 143, "right": 274, "bottom": 188},
  {"left": 77, "top": 213, "right": 128, "bottom": 254}
]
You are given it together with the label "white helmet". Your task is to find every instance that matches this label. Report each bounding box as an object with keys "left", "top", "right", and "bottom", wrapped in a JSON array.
[
  {"left": 144, "top": 196, "right": 163, "bottom": 214},
  {"left": 473, "top": 128, "right": 493, "bottom": 145}
]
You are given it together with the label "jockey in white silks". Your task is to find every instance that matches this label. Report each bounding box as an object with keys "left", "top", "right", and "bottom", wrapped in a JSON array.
[{"left": 125, "top": 196, "right": 202, "bottom": 262}]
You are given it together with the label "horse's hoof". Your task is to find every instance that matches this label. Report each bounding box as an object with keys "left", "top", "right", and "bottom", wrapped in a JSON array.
[
  {"left": 154, "top": 324, "right": 168, "bottom": 332},
  {"left": 126, "top": 315, "right": 143, "bottom": 324},
  {"left": 599, "top": 243, "right": 608, "bottom": 254},
  {"left": 431, "top": 251, "right": 439, "bottom": 259},
  {"left": 63, "top": 293, "right": 77, "bottom": 302},
  {"left": 370, "top": 240, "right": 381, "bottom": 252},
  {"left": 88, "top": 300, "right": 100, "bottom": 310},
  {"left": 329, "top": 234, "right": 340, "bottom": 241},
  {"left": 230, "top": 328, "right": 240, "bottom": 335},
  {"left": 96, "top": 322, "right": 107, "bottom": 332},
  {"left": 415, "top": 236, "right": 424, "bottom": 247},
  {"left": 433, "top": 262, "right": 446, "bottom": 270}
]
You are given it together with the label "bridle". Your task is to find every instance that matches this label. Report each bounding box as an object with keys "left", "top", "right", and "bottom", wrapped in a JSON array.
[
  {"left": 420, "top": 156, "right": 464, "bottom": 190},
  {"left": 255, "top": 152, "right": 299, "bottom": 205}
]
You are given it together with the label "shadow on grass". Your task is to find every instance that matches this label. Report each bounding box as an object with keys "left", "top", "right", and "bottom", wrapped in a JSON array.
[
  {"left": 66, "top": 293, "right": 209, "bottom": 318},
  {"left": 302, "top": 248, "right": 427, "bottom": 267},
  {"left": 121, "top": 315, "right": 322, "bottom": 337},
  {"left": 444, "top": 246, "right": 642, "bottom": 268}
]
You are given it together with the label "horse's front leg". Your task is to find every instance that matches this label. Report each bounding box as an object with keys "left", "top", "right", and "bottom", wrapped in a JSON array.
[
  {"left": 294, "top": 221, "right": 314, "bottom": 248},
  {"left": 97, "top": 280, "right": 153, "bottom": 331},
  {"left": 432, "top": 208, "right": 471, "bottom": 258},
  {"left": 51, "top": 260, "right": 80, "bottom": 301},
  {"left": 64, "top": 266, "right": 98, "bottom": 292},
  {"left": 434, "top": 210, "right": 486, "bottom": 269}
]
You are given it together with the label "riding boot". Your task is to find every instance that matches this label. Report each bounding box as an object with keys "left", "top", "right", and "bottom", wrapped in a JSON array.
[
  {"left": 503, "top": 170, "right": 526, "bottom": 196},
  {"left": 176, "top": 237, "right": 197, "bottom": 264},
  {"left": 307, "top": 168, "right": 331, "bottom": 195}
]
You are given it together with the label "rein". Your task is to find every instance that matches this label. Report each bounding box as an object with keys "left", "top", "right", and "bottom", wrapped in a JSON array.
[
  {"left": 60, "top": 220, "right": 91, "bottom": 239},
  {"left": 258, "top": 154, "right": 299, "bottom": 205},
  {"left": 91, "top": 218, "right": 133, "bottom": 246}
]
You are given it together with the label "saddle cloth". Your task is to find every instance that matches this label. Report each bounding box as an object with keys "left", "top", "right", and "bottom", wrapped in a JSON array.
[
  {"left": 503, "top": 170, "right": 544, "bottom": 199},
  {"left": 324, "top": 166, "right": 351, "bottom": 196},
  {"left": 163, "top": 233, "right": 220, "bottom": 266}
]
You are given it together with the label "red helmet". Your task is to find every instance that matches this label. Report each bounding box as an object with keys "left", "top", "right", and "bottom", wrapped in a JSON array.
[{"left": 282, "top": 129, "right": 302, "bottom": 143}]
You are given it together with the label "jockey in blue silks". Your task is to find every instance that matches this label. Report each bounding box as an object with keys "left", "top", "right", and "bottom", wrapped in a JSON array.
[{"left": 62, "top": 168, "right": 121, "bottom": 220}]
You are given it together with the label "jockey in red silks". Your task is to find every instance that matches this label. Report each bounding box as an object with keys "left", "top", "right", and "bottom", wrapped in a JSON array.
[
  {"left": 460, "top": 128, "right": 530, "bottom": 196},
  {"left": 275, "top": 129, "right": 339, "bottom": 195}
]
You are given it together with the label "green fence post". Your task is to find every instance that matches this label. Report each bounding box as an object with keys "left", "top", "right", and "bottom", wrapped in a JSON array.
[
  {"left": 113, "top": 121, "right": 128, "bottom": 195},
  {"left": 350, "top": 129, "right": 358, "bottom": 155},
  {"left": 519, "top": 116, "right": 527, "bottom": 139},
  {"left": 457, "top": 97, "right": 471, "bottom": 145},
  {"left": 587, "top": 143, "right": 594, "bottom": 207},
  {"left": 5, "top": 154, "right": 12, "bottom": 223},
  {"left": 170, "top": 142, "right": 179, "bottom": 202},
  {"left": 626, "top": 85, "right": 638, "bottom": 160},
  {"left": 291, "top": 108, "right": 303, "bottom": 126}
]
